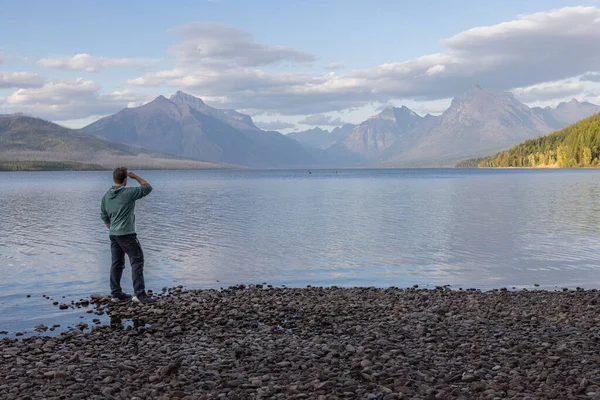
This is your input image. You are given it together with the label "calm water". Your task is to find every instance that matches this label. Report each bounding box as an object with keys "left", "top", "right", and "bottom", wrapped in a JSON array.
[{"left": 2, "top": 168, "right": 600, "bottom": 334}]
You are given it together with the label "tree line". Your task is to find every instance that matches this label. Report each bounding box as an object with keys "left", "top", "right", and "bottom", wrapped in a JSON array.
[{"left": 457, "top": 112, "right": 600, "bottom": 168}]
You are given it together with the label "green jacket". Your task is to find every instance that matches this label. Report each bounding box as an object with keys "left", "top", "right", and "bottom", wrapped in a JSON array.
[{"left": 101, "top": 183, "right": 152, "bottom": 236}]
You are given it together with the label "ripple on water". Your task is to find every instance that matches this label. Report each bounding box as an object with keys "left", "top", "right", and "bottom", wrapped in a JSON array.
[{"left": 2, "top": 169, "right": 600, "bottom": 333}]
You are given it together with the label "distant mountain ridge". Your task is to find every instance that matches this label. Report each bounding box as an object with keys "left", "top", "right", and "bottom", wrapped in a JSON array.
[
  {"left": 333, "top": 105, "right": 425, "bottom": 162},
  {"left": 287, "top": 87, "right": 600, "bottom": 167},
  {"left": 287, "top": 124, "right": 354, "bottom": 150},
  {"left": 84, "top": 91, "right": 314, "bottom": 168},
  {"left": 10, "top": 87, "right": 597, "bottom": 169},
  {"left": 0, "top": 114, "right": 131, "bottom": 155},
  {"left": 387, "top": 87, "right": 554, "bottom": 166},
  {"left": 532, "top": 99, "right": 600, "bottom": 129},
  {"left": 0, "top": 114, "right": 227, "bottom": 170}
]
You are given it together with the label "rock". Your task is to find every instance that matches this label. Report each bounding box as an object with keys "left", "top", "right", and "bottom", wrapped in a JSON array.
[
  {"left": 315, "top": 381, "right": 333, "bottom": 390},
  {"left": 44, "top": 371, "right": 67, "bottom": 380},
  {"left": 226, "top": 379, "right": 243, "bottom": 387},
  {"left": 581, "top": 378, "right": 590, "bottom": 388},
  {"left": 3, "top": 286, "right": 600, "bottom": 399},
  {"left": 250, "top": 378, "right": 262, "bottom": 387}
]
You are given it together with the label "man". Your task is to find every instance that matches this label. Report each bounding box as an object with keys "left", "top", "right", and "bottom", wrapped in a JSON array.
[{"left": 101, "top": 167, "right": 156, "bottom": 304}]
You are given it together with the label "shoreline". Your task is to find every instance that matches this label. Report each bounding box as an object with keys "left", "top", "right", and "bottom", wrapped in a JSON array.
[
  {"left": 0, "top": 160, "right": 244, "bottom": 172},
  {"left": 2, "top": 285, "right": 599, "bottom": 399}
]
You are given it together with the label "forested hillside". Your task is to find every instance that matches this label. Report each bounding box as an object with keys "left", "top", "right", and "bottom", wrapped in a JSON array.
[{"left": 463, "top": 112, "right": 600, "bottom": 168}]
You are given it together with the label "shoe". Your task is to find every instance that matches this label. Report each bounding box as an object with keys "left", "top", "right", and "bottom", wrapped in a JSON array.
[
  {"left": 132, "top": 292, "right": 157, "bottom": 304},
  {"left": 111, "top": 293, "right": 132, "bottom": 302}
]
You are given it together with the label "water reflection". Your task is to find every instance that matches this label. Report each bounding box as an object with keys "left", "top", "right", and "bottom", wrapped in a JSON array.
[{"left": 2, "top": 169, "right": 600, "bottom": 333}]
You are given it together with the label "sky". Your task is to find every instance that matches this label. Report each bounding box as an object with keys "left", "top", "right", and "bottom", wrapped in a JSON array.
[{"left": 1, "top": 0, "right": 600, "bottom": 132}]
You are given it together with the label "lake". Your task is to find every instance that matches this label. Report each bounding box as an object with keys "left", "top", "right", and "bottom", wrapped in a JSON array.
[{"left": 2, "top": 168, "right": 600, "bottom": 335}]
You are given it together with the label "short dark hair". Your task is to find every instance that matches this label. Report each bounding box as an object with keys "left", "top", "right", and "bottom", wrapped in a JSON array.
[{"left": 113, "top": 167, "right": 128, "bottom": 184}]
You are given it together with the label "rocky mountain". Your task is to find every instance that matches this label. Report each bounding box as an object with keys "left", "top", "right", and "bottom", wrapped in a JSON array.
[
  {"left": 287, "top": 124, "right": 354, "bottom": 150},
  {"left": 288, "top": 86, "right": 600, "bottom": 167},
  {"left": 384, "top": 87, "right": 554, "bottom": 166},
  {"left": 13, "top": 88, "right": 596, "bottom": 169},
  {"left": 0, "top": 114, "right": 224, "bottom": 170},
  {"left": 532, "top": 99, "right": 600, "bottom": 130},
  {"left": 169, "top": 91, "right": 259, "bottom": 131},
  {"left": 330, "top": 106, "right": 425, "bottom": 162},
  {"left": 84, "top": 91, "right": 314, "bottom": 168}
]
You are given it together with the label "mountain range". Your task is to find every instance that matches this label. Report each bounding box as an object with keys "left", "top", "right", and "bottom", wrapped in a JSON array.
[
  {"left": 287, "top": 124, "right": 355, "bottom": 150},
  {"left": 2, "top": 88, "right": 599, "bottom": 169},
  {"left": 290, "top": 86, "right": 600, "bottom": 167}
]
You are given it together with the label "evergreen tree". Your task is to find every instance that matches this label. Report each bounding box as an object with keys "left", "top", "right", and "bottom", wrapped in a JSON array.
[{"left": 456, "top": 112, "right": 600, "bottom": 168}]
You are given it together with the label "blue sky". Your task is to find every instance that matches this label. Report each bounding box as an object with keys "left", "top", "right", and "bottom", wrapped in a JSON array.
[{"left": 1, "top": 0, "right": 600, "bottom": 131}]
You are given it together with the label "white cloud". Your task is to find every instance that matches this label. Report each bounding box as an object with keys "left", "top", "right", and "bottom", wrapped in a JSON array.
[
  {"left": 5, "top": 79, "right": 152, "bottom": 120},
  {"left": 126, "top": 69, "right": 186, "bottom": 86},
  {"left": 0, "top": 54, "right": 30, "bottom": 63},
  {"left": 168, "top": 22, "right": 317, "bottom": 68},
  {"left": 581, "top": 72, "right": 600, "bottom": 82},
  {"left": 6, "top": 7, "right": 600, "bottom": 122},
  {"left": 0, "top": 71, "right": 45, "bottom": 88},
  {"left": 512, "top": 80, "right": 584, "bottom": 102},
  {"left": 7, "top": 78, "right": 99, "bottom": 105},
  {"left": 53, "top": 115, "right": 109, "bottom": 129},
  {"left": 325, "top": 63, "right": 345, "bottom": 70},
  {"left": 341, "top": 7, "right": 600, "bottom": 101},
  {"left": 586, "top": 93, "right": 600, "bottom": 105},
  {"left": 426, "top": 65, "right": 446, "bottom": 75},
  {"left": 298, "top": 114, "right": 348, "bottom": 126},
  {"left": 124, "top": 7, "right": 600, "bottom": 116},
  {"left": 410, "top": 100, "right": 452, "bottom": 116},
  {"left": 37, "top": 53, "right": 155, "bottom": 72},
  {"left": 376, "top": 99, "right": 452, "bottom": 116},
  {"left": 108, "top": 89, "right": 152, "bottom": 108},
  {"left": 254, "top": 120, "right": 295, "bottom": 130}
]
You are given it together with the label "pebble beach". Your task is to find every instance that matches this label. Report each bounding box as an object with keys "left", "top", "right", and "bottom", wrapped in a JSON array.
[{"left": 2, "top": 285, "right": 600, "bottom": 399}]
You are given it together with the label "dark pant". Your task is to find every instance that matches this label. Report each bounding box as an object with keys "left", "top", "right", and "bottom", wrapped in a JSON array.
[{"left": 110, "top": 233, "right": 146, "bottom": 297}]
